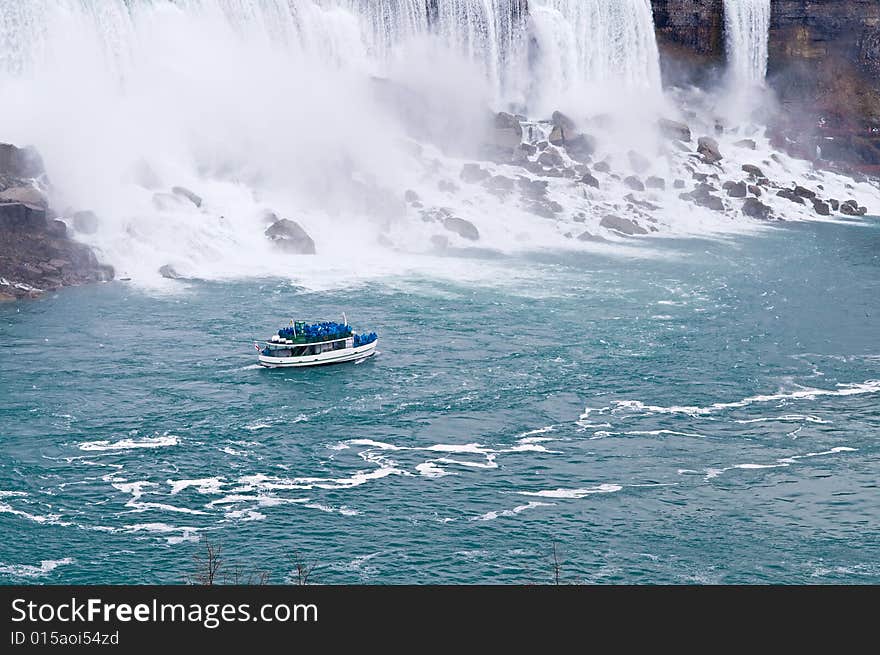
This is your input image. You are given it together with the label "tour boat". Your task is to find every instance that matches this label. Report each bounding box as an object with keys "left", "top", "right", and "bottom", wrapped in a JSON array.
[{"left": 255, "top": 318, "right": 378, "bottom": 368}]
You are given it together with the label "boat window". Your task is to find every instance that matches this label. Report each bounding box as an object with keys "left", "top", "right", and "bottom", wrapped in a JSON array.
[
  {"left": 291, "top": 346, "right": 308, "bottom": 357},
  {"left": 272, "top": 349, "right": 292, "bottom": 358}
]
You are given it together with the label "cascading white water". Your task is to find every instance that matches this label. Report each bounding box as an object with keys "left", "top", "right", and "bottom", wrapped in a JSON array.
[
  {"left": 0, "top": 1, "right": 669, "bottom": 284},
  {"left": 724, "top": 0, "right": 772, "bottom": 85},
  {"left": 527, "top": 0, "right": 662, "bottom": 114}
]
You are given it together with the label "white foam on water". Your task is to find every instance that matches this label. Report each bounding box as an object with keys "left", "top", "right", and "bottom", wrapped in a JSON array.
[
  {"left": 516, "top": 425, "right": 556, "bottom": 439},
  {"left": 504, "top": 443, "right": 559, "bottom": 453},
  {"left": 79, "top": 434, "right": 179, "bottom": 451},
  {"left": 347, "top": 439, "right": 405, "bottom": 451},
  {"left": 223, "top": 508, "right": 266, "bottom": 522},
  {"left": 112, "top": 480, "right": 157, "bottom": 501},
  {"left": 0, "top": 557, "right": 74, "bottom": 579},
  {"left": 434, "top": 454, "right": 499, "bottom": 470},
  {"left": 425, "top": 443, "right": 491, "bottom": 454},
  {"left": 623, "top": 430, "right": 706, "bottom": 438},
  {"left": 582, "top": 379, "right": 880, "bottom": 419},
  {"left": 205, "top": 493, "right": 310, "bottom": 508},
  {"left": 113, "top": 479, "right": 207, "bottom": 514},
  {"left": 519, "top": 483, "right": 623, "bottom": 499},
  {"left": 125, "top": 522, "right": 200, "bottom": 544},
  {"left": 131, "top": 502, "right": 208, "bottom": 515},
  {"left": 471, "top": 500, "right": 554, "bottom": 522},
  {"left": 168, "top": 477, "right": 225, "bottom": 495},
  {"left": 244, "top": 421, "right": 272, "bottom": 431},
  {"left": 704, "top": 468, "right": 725, "bottom": 480},
  {"left": 305, "top": 503, "right": 360, "bottom": 517},
  {"left": 0, "top": 501, "right": 71, "bottom": 526},
  {"left": 703, "top": 445, "right": 857, "bottom": 480},
  {"left": 735, "top": 415, "right": 832, "bottom": 425},
  {"left": 415, "top": 462, "right": 455, "bottom": 478},
  {"left": 777, "top": 446, "right": 858, "bottom": 464}
]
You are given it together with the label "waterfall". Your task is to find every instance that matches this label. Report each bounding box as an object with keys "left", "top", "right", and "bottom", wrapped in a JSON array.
[
  {"left": 0, "top": 1, "right": 530, "bottom": 105},
  {"left": 0, "top": 0, "right": 662, "bottom": 113},
  {"left": 527, "top": 0, "right": 662, "bottom": 112},
  {"left": 0, "top": 1, "right": 665, "bottom": 281},
  {"left": 724, "top": 0, "right": 771, "bottom": 85}
]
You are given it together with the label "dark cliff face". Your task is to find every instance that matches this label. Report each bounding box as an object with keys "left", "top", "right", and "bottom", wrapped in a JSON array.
[
  {"left": 652, "top": 0, "right": 725, "bottom": 60},
  {"left": 768, "top": 0, "right": 880, "bottom": 123},
  {"left": 651, "top": 0, "right": 725, "bottom": 86}
]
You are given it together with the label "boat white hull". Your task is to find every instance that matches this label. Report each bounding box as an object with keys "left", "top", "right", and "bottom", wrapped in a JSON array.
[{"left": 258, "top": 340, "right": 378, "bottom": 368}]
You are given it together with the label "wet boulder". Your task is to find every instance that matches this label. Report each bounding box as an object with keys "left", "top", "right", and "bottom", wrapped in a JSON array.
[
  {"left": 551, "top": 110, "right": 577, "bottom": 134},
  {"left": 697, "top": 136, "right": 723, "bottom": 164},
  {"left": 646, "top": 176, "right": 666, "bottom": 190},
  {"left": 72, "top": 210, "right": 100, "bottom": 234},
  {"left": 600, "top": 215, "right": 648, "bottom": 236},
  {"left": 794, "top": 186, "right": 817, "bottom": 199},
  {"left": 734, "top": 139, "right": 757, "bottom": 150},
  {"left": 624, "top": 176, "right": 645, "bottom": 192},
  {"left": 264, "top": 218, "right": 316, "bottom": 254},
  {"left": 443, "top": 216, "right": 479, "bottom": 241},
  {"left": 580, "top": 173, "right": 600, "bottom": 189},
  {"left": 682, "top": 183, "right": 725, "bottom": 211},
  {"left": 517, "top": 143, "right": 538, "bottom": 159},
  {"left": 742, "top": 197, "right": 772, "bottom": 220},
  {"left": 564, "top": 134, "right": 596, "bottom": 161},
  {"left": 490, "top": 111, "right": 524, "bottom": 151},
  {"left": 840, "top": 201, "right": 859, "bottom": 216},
  {"left": 548, "top": 111, "right": 576, "bottom": 146},
  {"left": 742, "top": 165, "right": 764, "bottom": 178},
  {"left": 812, "top": 199, "right": 831, "bottom": 216},
  {"left": 537, "top": 146, "right": 566, "bottom": 168},
  {"left": 159, "top": 264, "right": 182, "bottom": 280},
  {"left": 404, "top": 189, "right": 420, "bottom": 204},
  {"left": 748, "top": 185, "right": 763, "bottom": 197},
  {"left": 658, "top": 118, "right": 691, "bottom": 142},
  {"left": 777, "top": 189, "right": 805, "bottom": 205},
  {"left": 723, "top": 181, "right": 748, "bottom": 198},
  {"left": 625, "top": 194, "right": 659, "bottom": 211},
  {"left": 593, "top": 160, "right": 611, "bottom": 173},
  {"left": 577, "top": 231, "right": 607, "bottom": 242},
  {"left": 484, "top": 175, "right": 515, "bottom": 197},
  {"left": 171, "top": 186, "right": 203, "bottom": 208},
  {"left": 47, "top": 219, "right": 67, "bottom": 238}
]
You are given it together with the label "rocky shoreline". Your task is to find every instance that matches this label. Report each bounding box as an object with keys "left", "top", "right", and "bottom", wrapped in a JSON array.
[{"left": 0, "top": 143, "right": 114, "bottom": 301}]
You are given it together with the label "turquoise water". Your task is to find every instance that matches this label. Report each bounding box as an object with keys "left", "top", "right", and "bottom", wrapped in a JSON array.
[{"left": 1, "top": 218, "right": 879, "bottom": 584}]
